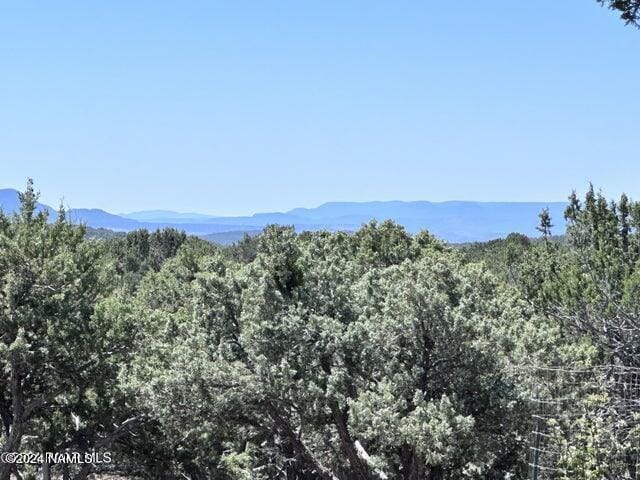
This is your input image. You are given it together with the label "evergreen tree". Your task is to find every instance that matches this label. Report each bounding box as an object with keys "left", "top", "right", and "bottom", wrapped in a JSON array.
[
  {"left": 0, "top": 181, "right": 110, "bottom": 479},
  {"left": 597, "top": 0, "right": 640, "bottom": 26},
  {"left": 124, "top": 222, "right": 539, "bottom": 479},
  {"left": 536, "top": 208, "right": 554, "bottom": 244}
]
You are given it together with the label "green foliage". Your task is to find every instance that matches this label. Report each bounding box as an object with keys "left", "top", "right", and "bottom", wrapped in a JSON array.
[
  {"left": 536, "top": 208, "right": 554, "bottom": 242},
  {"left": 122, "top": 221, "right": 540, "bottom": 479},
  {"left": 0, "top": 180, "right": 116, "bottom": 479},
  {"left": 104, "top": 227, "right": 194, "bottom": 291},
  {"left": 225, "top": 232, "right": 261, "bottom": 264},
  {"left": 459, "top": 233, "right": 533, "bottom": 283},
  {"left": 597, "top": 0, "right": 640, "bottom": 26},
  {"left": 513, "top": 187, "right": 640, "bottom": 478},
  {"left": 6, "top": 181, "right": 640, "bottom": 479},
  {"left": 520, "top": 186, "right": 640, "bottom": 366}
]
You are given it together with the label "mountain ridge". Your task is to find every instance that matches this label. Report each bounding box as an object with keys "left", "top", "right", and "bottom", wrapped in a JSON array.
[{"left": 0, "top": 188, "right": 566, "bottom": 243}]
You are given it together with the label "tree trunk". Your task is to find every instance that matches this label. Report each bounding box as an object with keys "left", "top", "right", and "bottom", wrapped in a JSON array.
[
  {"left": 0, "top": 363, "right": 25, "bottom": 480},
  {"left": 265, "top": 402, "right": 338, "bottom": 480},
  {"left": 15, "top": 466, "right": 23, "bottom": 480},
  {"left": 407, "top": 450, "right": 425, "bottom": 480},
  {"left": 72, "top": 463, "right": 92, "bottom": 480},
  {"left": 329, "top": 401, "right": 376, "bottom": 480},
  {"left": 0, "top": 402, "right": 11, "bottom": 439},
  {"left": 0, "top": 422, "right": 24, "bottom": 480},
  {"left": 427, "top": 465, "right": 444, "bottom": 480},
  {"left": 41, "top": 461, "right": 52, "bottom": 480}
]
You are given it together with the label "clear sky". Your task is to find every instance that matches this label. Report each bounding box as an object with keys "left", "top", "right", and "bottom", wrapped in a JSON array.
[{"left": 1, "top": 1, "right": 639, "bottom": 215}]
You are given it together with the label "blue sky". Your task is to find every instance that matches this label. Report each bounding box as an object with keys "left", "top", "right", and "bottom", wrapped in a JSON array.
[{"left": 1, "top": 1, "right": 639, "bottom": 215}]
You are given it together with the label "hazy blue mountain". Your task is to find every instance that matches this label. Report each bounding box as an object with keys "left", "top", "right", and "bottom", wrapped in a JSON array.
[
  {"left": 198, "top": 212, "right": 315, "bottom": 226},
  {"left": 68, "top": 209, "right": 142, "bottom": 230},
  {"left": 121, "top": 210, "right": 316, "bottom": 226},
  {"left": 71, "top": 213, "right": 261, "bottom": 235},
  {"left": 287, "top": 200, "right": 567, "bottom": 242},
  {"left": 0, "top": 189, "right": 55, "bottom": 216},
  {"left": 121, "top": 210, "right": 217, "bottom": 223},
  {"left": 0, "top": 187, "right": 567, "bottom": 243}
]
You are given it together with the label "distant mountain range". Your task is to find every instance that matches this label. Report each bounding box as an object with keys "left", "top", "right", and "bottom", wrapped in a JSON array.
[{"left": 0, "top": 188, "right": 567, "bottom": 244}]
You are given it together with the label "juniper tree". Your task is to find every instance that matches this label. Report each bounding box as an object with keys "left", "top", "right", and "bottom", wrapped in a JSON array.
[
  {"left": 0, "top": 181, "right": 143, "bottom": 480},
  {"left": 521, "top": 186, "right": 640, "bottom": 366},
  {"left": 0, "top": 181, "right": 110, "bottom": 479},
  {"left": 536, "top": 208, "right": 554, "bottom": 246},
  {"left": 125, "top": 222, "right": 539, "bottom": 479},
  {"left": 597, "top": 0, "right": 640, "bottom": 26}
]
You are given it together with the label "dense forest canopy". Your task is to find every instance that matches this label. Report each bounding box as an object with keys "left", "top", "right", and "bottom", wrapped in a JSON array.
[{"left": 1, "top": 181, "right": 640, "bottom": 479}]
